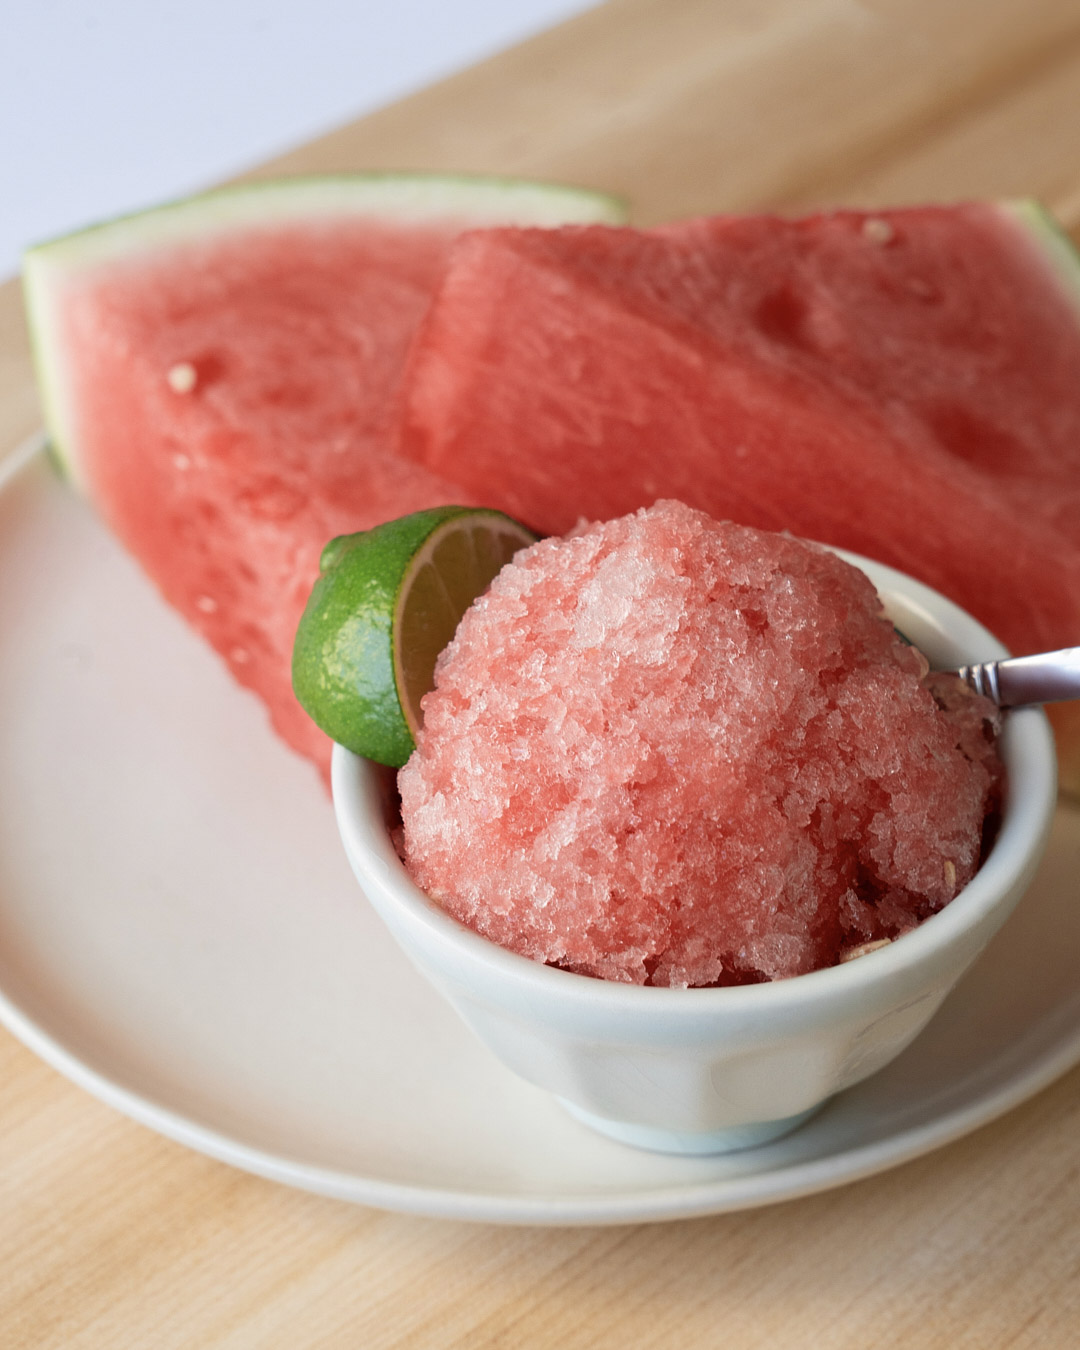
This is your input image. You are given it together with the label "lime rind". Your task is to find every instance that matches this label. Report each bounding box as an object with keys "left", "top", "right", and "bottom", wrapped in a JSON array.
[
  {"left": 293, "top": 506, "right": 468, "bottom": 766},
  {"left": 293, "top": 507, "right": 536, "bottom": 768}
]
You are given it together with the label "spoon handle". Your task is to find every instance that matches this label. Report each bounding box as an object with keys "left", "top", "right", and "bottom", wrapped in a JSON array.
[{"left": 951, "top": 647, "right": 1080, "bottom": 707}]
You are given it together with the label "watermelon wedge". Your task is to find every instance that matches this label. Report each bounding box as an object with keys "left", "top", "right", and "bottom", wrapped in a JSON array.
[
  {"left": 23, "top": 175, "right": 627, "bottom": 772},
  {"left": 397, "top": 205, "right": 1080, "bottom": 790}
]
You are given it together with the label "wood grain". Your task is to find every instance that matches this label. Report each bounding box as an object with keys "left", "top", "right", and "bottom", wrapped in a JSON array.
[
  {"left": 4, "top": 1, "right": 1080, "bottom": 1345},
  {"left": 250, "top": 0, "right": 1080, "bottom": 225},
  {"left": 0, "top": 276, "right": 38, "bottom": 453}
]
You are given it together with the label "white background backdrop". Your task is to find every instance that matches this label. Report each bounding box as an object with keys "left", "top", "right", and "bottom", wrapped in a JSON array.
[{"left": 3, "top": 0, "right": 600, "bottom": 278}]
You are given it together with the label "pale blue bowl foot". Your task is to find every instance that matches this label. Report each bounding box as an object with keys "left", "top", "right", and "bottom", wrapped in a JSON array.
[{"left": 559, "top": 1099, "right": 821, "bottom": 1155}]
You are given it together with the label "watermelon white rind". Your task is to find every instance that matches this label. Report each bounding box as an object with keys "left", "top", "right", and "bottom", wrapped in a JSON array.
[{"left": 23, "top": 174, "right": 628, "bottom": 489}]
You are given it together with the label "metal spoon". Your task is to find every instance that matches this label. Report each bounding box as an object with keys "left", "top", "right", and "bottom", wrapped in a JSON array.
[{"left": 947, "top": 647, "right": 1080, "bottom": 708}]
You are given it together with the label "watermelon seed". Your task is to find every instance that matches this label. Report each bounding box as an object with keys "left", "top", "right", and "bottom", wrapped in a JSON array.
[
  {"left": 839, "top": 938, "right": 893, "bottom": 963},
  {"left": 172, "top": 453, "right": 191, "bottom": 471},
  {"left": 905, "top": 277, "right": 937, "bottom": 301},
  {"left": 861, "top": 218, "right": 894, "bottom": 245},
  {"left": 195, "top": 595, "right": 218, "bottom": 614},
  {"left": 943, "top": 859, "right": 957, "bottom": 889},
  {"left": 167, "top": 361, "right": 198, "bottom": 393}
]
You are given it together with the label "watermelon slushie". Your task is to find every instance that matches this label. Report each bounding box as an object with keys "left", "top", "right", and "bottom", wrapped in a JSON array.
[{"left": 398, "top": 501, "right": 1002, "bottom": 986}]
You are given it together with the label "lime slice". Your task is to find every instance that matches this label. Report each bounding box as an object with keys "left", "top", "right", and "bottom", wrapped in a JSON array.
[{"left": 293, "top": 506, "right": 537, "bottom": 767}]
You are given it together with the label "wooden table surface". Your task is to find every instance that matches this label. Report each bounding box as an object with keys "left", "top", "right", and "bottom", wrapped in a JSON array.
[{"left": 4, "top": 2, "right": 1080, "bottom": 1345}]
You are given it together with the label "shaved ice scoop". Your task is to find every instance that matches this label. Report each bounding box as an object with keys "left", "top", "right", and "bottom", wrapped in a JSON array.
[{"left": 947, "top": 647, "right": 1080, "bottom": 708}]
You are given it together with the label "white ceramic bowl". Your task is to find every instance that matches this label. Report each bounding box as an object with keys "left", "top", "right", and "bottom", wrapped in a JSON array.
[{"left": 332, "top": 552, "right": 1058, "bottom": 1155}]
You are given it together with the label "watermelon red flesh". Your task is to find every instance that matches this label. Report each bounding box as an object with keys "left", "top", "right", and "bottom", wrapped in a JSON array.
[
  {"left": 46, "top": 222, "right": 504, "bottom": 770},
  {"left": 656, "top": 209, "right": 1080, "bottom": 501},
  {"left": 399, "top": 207, "right": 1080, "bottom": 665}
]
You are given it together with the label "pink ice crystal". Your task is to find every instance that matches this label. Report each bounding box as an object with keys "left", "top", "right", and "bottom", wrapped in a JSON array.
[{"left": 398, "top": 500, "right": 1002, "bottom": 985}]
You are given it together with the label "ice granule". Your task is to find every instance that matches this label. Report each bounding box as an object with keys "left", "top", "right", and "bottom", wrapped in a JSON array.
[{"left": 398, "top": 500, "right": 1002, "bottom": 985}]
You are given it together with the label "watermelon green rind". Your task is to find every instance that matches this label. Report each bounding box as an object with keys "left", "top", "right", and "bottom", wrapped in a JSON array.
[
  {"left": 954, "top": 199, "right": 1080, "bottom": 800},
  {"left": 22, "top": 173, "right": 629, "bottom": 489},
  {"left": 23, "top": 174, "right": 629, "bottom": 267},
  {"left": 1000, "top": 198, "right": 1080, "bottom": 313}
]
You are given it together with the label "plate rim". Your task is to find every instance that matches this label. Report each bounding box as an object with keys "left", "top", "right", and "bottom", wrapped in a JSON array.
[
  {"left": 4, "top": 961, "right": 1080, "bottom": 1226},
  {"left": 2, "top": 430, "right": 1079, "bottom": 1226}
]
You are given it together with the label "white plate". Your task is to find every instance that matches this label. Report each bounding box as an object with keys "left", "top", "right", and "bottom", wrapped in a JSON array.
[{"left": 2, "top": 436, "right": 1079, "bottom": 1226}]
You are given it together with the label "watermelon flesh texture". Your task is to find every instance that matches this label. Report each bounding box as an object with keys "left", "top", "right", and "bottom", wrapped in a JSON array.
[
  {"left": 398, "top": 207, "right": 1080, "bottom": 770},
  {"left": 55, "top": 222, "right": 471, "bottom": 768},
  {"left": 24, "top": 179, "right": 626, "bottom": 774}
]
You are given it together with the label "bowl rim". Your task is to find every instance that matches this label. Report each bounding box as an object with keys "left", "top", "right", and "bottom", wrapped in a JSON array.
[{"left": 332, "top": 548, "right": 1059, "bottom": 1016}]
